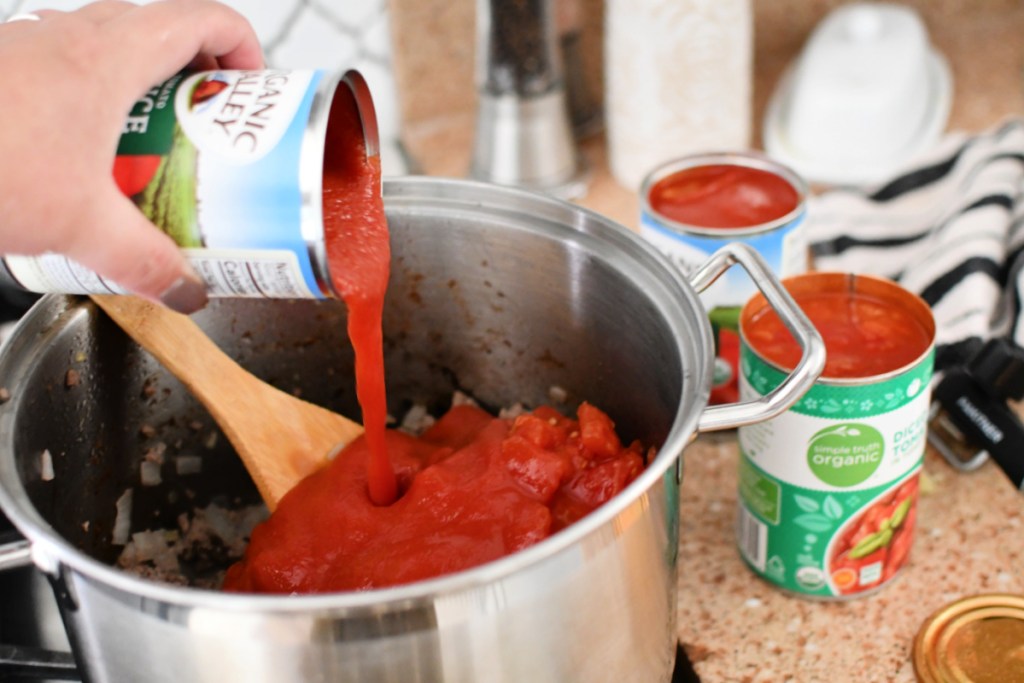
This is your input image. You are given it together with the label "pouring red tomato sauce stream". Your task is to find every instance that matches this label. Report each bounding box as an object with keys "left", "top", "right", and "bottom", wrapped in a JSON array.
[
  {"left": 317, "top": 82, "right": 395, "bottom": 507},
  {"left": 222, "top": 86, "right": 648, "bottom": 594}
]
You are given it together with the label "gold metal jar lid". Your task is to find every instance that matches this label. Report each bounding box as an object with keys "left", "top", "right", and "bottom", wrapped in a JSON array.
[{"left": 913, "top": 593, "right": 1024, "bottom": 682}]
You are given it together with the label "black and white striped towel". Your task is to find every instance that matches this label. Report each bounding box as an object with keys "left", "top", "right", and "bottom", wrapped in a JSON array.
[{"left": 808, "top": 118, "right": 1024, "bottom": 374}]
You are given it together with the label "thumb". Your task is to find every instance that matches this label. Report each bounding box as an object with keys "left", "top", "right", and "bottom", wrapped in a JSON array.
[{"left": 64, "top": 187, "right": 208, "bottom": 313}]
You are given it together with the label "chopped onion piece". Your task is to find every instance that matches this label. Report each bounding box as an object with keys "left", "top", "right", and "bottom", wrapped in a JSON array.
[
  {"left": 498, "top": 403, "right": 526, "bottom": 420},
  {"left": 175, "top": 455, "right": 203, "bottom": 476},
  {"left": 112, "top": 489, "right": 133, "bottom": 546},
  {"left": 40, "top": 449, "right": 54, "bottom": 481},
  {"left": 131, "top": 530, "right": 168, "bottom": 562},
  {"left": 548, "top": 385, "right": 568, "bottom": 403},
  {"left": 399, "top": 404, "right": 435, "bottom": 435},
  {"left": 140, "top": 460, "right": 162, "bottom": 487},
  {"left": 451, "top": 391, "right": 479, "bottom": 408}
]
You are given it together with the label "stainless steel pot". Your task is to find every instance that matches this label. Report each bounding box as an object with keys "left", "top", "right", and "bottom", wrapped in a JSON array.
[{"left": 0, "top": 178, "right": 823, "bottom": 683}]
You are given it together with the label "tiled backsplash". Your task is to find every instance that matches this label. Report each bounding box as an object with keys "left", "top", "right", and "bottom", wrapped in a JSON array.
[{"left": 2, "top": 0, "right": 407, "bottom": 169}]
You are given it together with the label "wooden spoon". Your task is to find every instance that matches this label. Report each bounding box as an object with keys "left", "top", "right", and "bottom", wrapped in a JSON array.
[{"left": 91, "top": 295, "right": 364, "bottom": 511}]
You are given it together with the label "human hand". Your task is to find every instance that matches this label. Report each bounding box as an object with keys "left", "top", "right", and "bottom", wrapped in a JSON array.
[{"left": 0, "top": 0, "right": 264, "bottom": 312}]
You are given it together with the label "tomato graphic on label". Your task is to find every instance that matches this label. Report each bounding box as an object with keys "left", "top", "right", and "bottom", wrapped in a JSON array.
[
  {"left": 112, "top": 154, "right": 163, "bottom": 197},
  {"left": 709, "top": 310, "right": 740, "bottom": 405},
  {"left": 189, "top": 77, "right": 229, "bottom": 109},
  {"left": 828, "top": 475, "right": 918, "bottom": 595}
]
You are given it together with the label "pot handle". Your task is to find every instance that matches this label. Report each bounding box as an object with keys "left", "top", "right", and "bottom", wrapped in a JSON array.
[
  {"left": 691, "top": 244, "right": 825, "bottom": 432},
  {"left": 0, "top": 645, "right": 80, "bottom": 680},
  {"left": 0, "top": 534, "right": 80, "bottom": 680},
  {"left": 0, "top": 533, "right": 32, "bottom": 572}
]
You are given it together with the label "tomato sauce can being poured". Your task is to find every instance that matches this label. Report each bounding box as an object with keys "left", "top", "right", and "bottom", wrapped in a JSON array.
[
  {"left": 737, "top": 273, "right": 935, "bottom": 599},
  {"left": 639, "top": 152, "right": 808, "bottom": 404},
  {"left": 2, "top": 69, "right": 380, "bottom": 301},
  {"left": 0, "top": 69, "right": 399, "bottom": 506}
]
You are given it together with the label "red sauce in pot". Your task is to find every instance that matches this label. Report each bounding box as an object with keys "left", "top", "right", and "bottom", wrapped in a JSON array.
[
  {"left": 223, "top": 403, "right": 645, "bottom": 593},
  {"left": 217, "top": 81, "right": 650, "bottom": 593},
  {"left": 744, "top": 290, "right": 932, "bottom": 379},
  {"left": 649, "top": 164, "right": 798, "bottom": 229},
  {"left": 222, "top": 80, "right": 651, "bottom": 594}
]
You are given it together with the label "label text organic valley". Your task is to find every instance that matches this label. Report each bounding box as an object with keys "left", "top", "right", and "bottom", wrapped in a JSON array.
[{"left": 212, "top": 71, "right": 290, "bottom": 153}]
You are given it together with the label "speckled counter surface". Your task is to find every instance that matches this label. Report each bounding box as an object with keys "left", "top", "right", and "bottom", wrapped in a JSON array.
[
  {"left": 387, "top": 4, "right": 1024, "bottom": 680},
  {"left": 676, "top": 437, "right": 1023, "bottom": 683}
]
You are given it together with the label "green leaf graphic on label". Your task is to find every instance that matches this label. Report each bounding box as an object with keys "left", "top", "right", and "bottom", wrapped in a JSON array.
[
  {"left": 709, "top": 306, "right": 741, "bottom": 331},
  {"left": 807, "top": 423, "right": 884, "bottom": 487},
  {"left": 792, "top": 513, "right": 834, "bottom": 533},
  {"left": 134, "top": 126, "right": 201, "bottom": 247},
  {"left": 793, "top": 495, "right": 820, "bottom": 513},
  {"left": 823, "top": 495, "right": 843, "bottom": 520}
]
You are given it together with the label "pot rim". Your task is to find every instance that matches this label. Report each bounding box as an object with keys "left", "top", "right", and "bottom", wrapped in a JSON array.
[{"left": 0, "top": 177, "right": 711, "bottom": 612}]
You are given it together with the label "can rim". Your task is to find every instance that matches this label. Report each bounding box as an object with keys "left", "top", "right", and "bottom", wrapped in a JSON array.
[
  {"left": 302, "top": 69, "right": 382, "bottom": 300},
  {"left": 913, "top": 592, "right": 1024, "bottom": 683},
  {"left": 341, "top": 69, "right": 380, "bottom": 160},
  {"left": 638, "top": 151, "right": 809, "bottom": 236},
  {"left": 740, "top": 272, "right": 937, "bottom": 385}
]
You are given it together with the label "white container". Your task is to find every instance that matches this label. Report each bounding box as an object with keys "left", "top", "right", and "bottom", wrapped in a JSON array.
[
  {"left": 762, "top": 3, "right": 952, "bottom": 186},
  {"left": 604, "top": 0, "right": 753, "bottom": 190}
]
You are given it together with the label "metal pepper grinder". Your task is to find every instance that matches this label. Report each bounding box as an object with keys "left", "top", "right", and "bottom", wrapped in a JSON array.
[{"left": 469, "top": 0, "right": 589, "bottom": 199}]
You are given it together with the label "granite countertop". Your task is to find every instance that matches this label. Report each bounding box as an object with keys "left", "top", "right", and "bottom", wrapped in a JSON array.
[
  {"left": 395, "top": 6, "right": 1024, "bottom": 680},
  {"left": 675, "top": 438, "right": 1023, "bottom": 682}
]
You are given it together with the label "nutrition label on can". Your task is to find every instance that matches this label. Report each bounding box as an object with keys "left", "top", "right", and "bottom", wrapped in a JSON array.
[
  {"left": 186, "top": 249, "right": 317, "bottom": 298},
  {"left": 4, "top": 249, "right": 317, "bottom": 299}
]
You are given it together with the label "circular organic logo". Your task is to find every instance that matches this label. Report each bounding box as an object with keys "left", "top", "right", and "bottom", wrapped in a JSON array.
[
  {"left": 712, "top": 357, "right": 733, "bottom": 386},
  {"left": 806, "top": 423, "right": 884, "bottom": 487},
  {"left": 796, "top": 566, "right": 826, "bottom": 590}
]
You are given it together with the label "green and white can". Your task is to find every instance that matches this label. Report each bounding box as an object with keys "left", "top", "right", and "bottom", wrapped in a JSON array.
[{"left": 736, "top": 273, "right": 935, "bottom": 599}]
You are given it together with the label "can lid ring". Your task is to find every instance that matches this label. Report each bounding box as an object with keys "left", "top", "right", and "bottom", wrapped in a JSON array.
[
  {"left": 913, "top": 592, "right": 1024, "bottom": 683},
  {"left": 341, "top": 70, "right": 380, "bottom": 160}
]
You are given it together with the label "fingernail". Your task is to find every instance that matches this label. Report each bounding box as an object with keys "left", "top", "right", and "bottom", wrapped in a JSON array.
[{"left": 159, "top": 269, "right": 208, "bottom": 314}]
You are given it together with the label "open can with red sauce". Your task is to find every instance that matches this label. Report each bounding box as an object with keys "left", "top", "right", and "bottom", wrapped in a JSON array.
[
  {"left": 736, "top": 273, "right": 936, "bottom": 599},
  {"left": 1, "top": 69, "right": 379, "bottom": 300},
  {"left": 640, "top": 152, "right": 809, "bottom": 405}
]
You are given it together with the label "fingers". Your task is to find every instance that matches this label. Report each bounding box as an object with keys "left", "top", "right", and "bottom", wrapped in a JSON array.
[
  {"left": 187, "top": 53, "right": 221, "bottom": 73},
  {"left": 103, "top": 0, "right": 264, "bottom": 91},
  {"left": 0, "top": 0, "right": 261, "bottom": 313},
  {"left": 0, "top": 3, "right": 126, "bottom": 33},
  {"left": 64, "top": 187, "right": 208, "bottom": 313},
  {"left": 71, "top": 0, "right": 136, "bottom": 23}
]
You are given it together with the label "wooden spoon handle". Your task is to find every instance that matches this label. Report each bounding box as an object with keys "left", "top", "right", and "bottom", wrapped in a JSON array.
[
  {"left": 91, "top": 295, "right": 364, "bottom": 509},
  {"left": 91, "top": 295, "right": 253, "bottom": 402}
]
